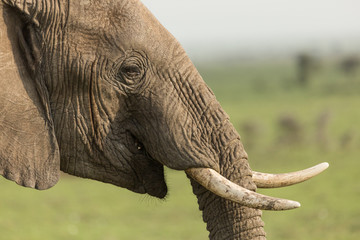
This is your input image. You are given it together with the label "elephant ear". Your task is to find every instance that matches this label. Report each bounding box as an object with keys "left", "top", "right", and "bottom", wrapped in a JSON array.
[{"left": 0, "top": 3, "right": 60, "bottom": 189}]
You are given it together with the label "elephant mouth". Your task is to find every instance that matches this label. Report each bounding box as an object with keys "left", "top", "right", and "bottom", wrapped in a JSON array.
[{"left": 127, "top": 132, "right": 168, "bottom": 199}]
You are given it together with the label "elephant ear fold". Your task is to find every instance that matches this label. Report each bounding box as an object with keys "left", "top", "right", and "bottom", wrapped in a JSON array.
[
  {"left": 0, "top": 6, "right": 60, "bottom": 189},
  {"left": 3, "top": 0, "right": 39, "bottom": 22}
]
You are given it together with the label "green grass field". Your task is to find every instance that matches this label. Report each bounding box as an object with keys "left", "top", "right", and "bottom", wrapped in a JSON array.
[{"left": 0, "top": 58, "right": 359, "bottom": 239}]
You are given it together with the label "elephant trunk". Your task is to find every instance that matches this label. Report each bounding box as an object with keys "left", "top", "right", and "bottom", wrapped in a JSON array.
[
  {"left": 155, "top": 53, "right": 267, "bottom": 238},
  {"left": 189, "top": 117, "right": 266, "bottom": 239}
]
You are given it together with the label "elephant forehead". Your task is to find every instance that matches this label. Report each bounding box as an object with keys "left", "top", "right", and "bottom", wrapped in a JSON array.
[
  {"left": 66, "top": 0, "right": 178, "bottom": 62},
  {"left": 68, "top": 0, "right": 130, "bottom": 31}
]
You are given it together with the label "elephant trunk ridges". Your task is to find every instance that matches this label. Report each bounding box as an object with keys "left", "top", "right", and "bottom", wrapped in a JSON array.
[{"left": 189, "top": 119, "right": 266, "bottom": 239}]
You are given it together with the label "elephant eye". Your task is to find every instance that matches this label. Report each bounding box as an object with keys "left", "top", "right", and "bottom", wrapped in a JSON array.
[
  {"left": 116, "top": 54, "right": 147, "bottom": 87},
  {"left": 121, "top": 65, "right": 141, "bottom": 79},
  {"left": 119, "top": 58, "right": 145, "bottom": 84}
]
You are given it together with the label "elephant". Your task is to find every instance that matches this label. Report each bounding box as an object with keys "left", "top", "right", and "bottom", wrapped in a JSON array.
[{"left": 0, "top": 0, "right": 329, "bottom": 239}]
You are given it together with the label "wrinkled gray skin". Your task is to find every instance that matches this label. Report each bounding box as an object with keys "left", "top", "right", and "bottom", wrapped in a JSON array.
[{"left": 0, "top": 0, "right": 265, "bottom": 239}]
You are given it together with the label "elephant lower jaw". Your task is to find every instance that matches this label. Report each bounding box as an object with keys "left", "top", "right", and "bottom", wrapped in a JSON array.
[
  {"left": 132, "top": 155, "right": 168, "bottom": 199},
  {"left": 141, "top": 165, "right": 168, "bottom": 199}
]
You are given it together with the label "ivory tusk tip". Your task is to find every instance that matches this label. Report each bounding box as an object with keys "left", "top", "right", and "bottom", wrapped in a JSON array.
[
  {"left": 284, "top": 200, "right": 301, "bottom": 210},
  {"left": 321, "top": 162, "right": 330, "bottom": 170},
  {"left": 315, "top": 162, "right": 329, "bottom": 174},
  {"left": 293, "top": 201, "right": 301, "bottom": 208}
]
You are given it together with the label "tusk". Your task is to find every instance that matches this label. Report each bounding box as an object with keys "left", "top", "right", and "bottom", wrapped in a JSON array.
[
  {"left": 186, "top": 168, "right": 301, "bottom": 211},
  {"left": 252, "top": 162, "right": 329, "bottom": 188}
]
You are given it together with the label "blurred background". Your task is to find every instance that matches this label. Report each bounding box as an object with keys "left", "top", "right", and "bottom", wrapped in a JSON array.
[{"left": 1, "top": 1, "right": 359, "bottom": 239}]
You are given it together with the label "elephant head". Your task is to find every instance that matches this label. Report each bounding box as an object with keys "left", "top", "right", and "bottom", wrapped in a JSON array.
[{"left": 0, "top": 0, "right": 328, "bottom": 239}]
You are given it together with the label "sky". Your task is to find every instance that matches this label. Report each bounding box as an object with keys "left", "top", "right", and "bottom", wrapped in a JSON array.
[{"left": 141, "top": 0, "right": 360, "bottom": 59}]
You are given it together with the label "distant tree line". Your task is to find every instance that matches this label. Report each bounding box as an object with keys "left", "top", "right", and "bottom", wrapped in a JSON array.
[{"left": 295, "top": 53, "right": 360, "bottom": 87}]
